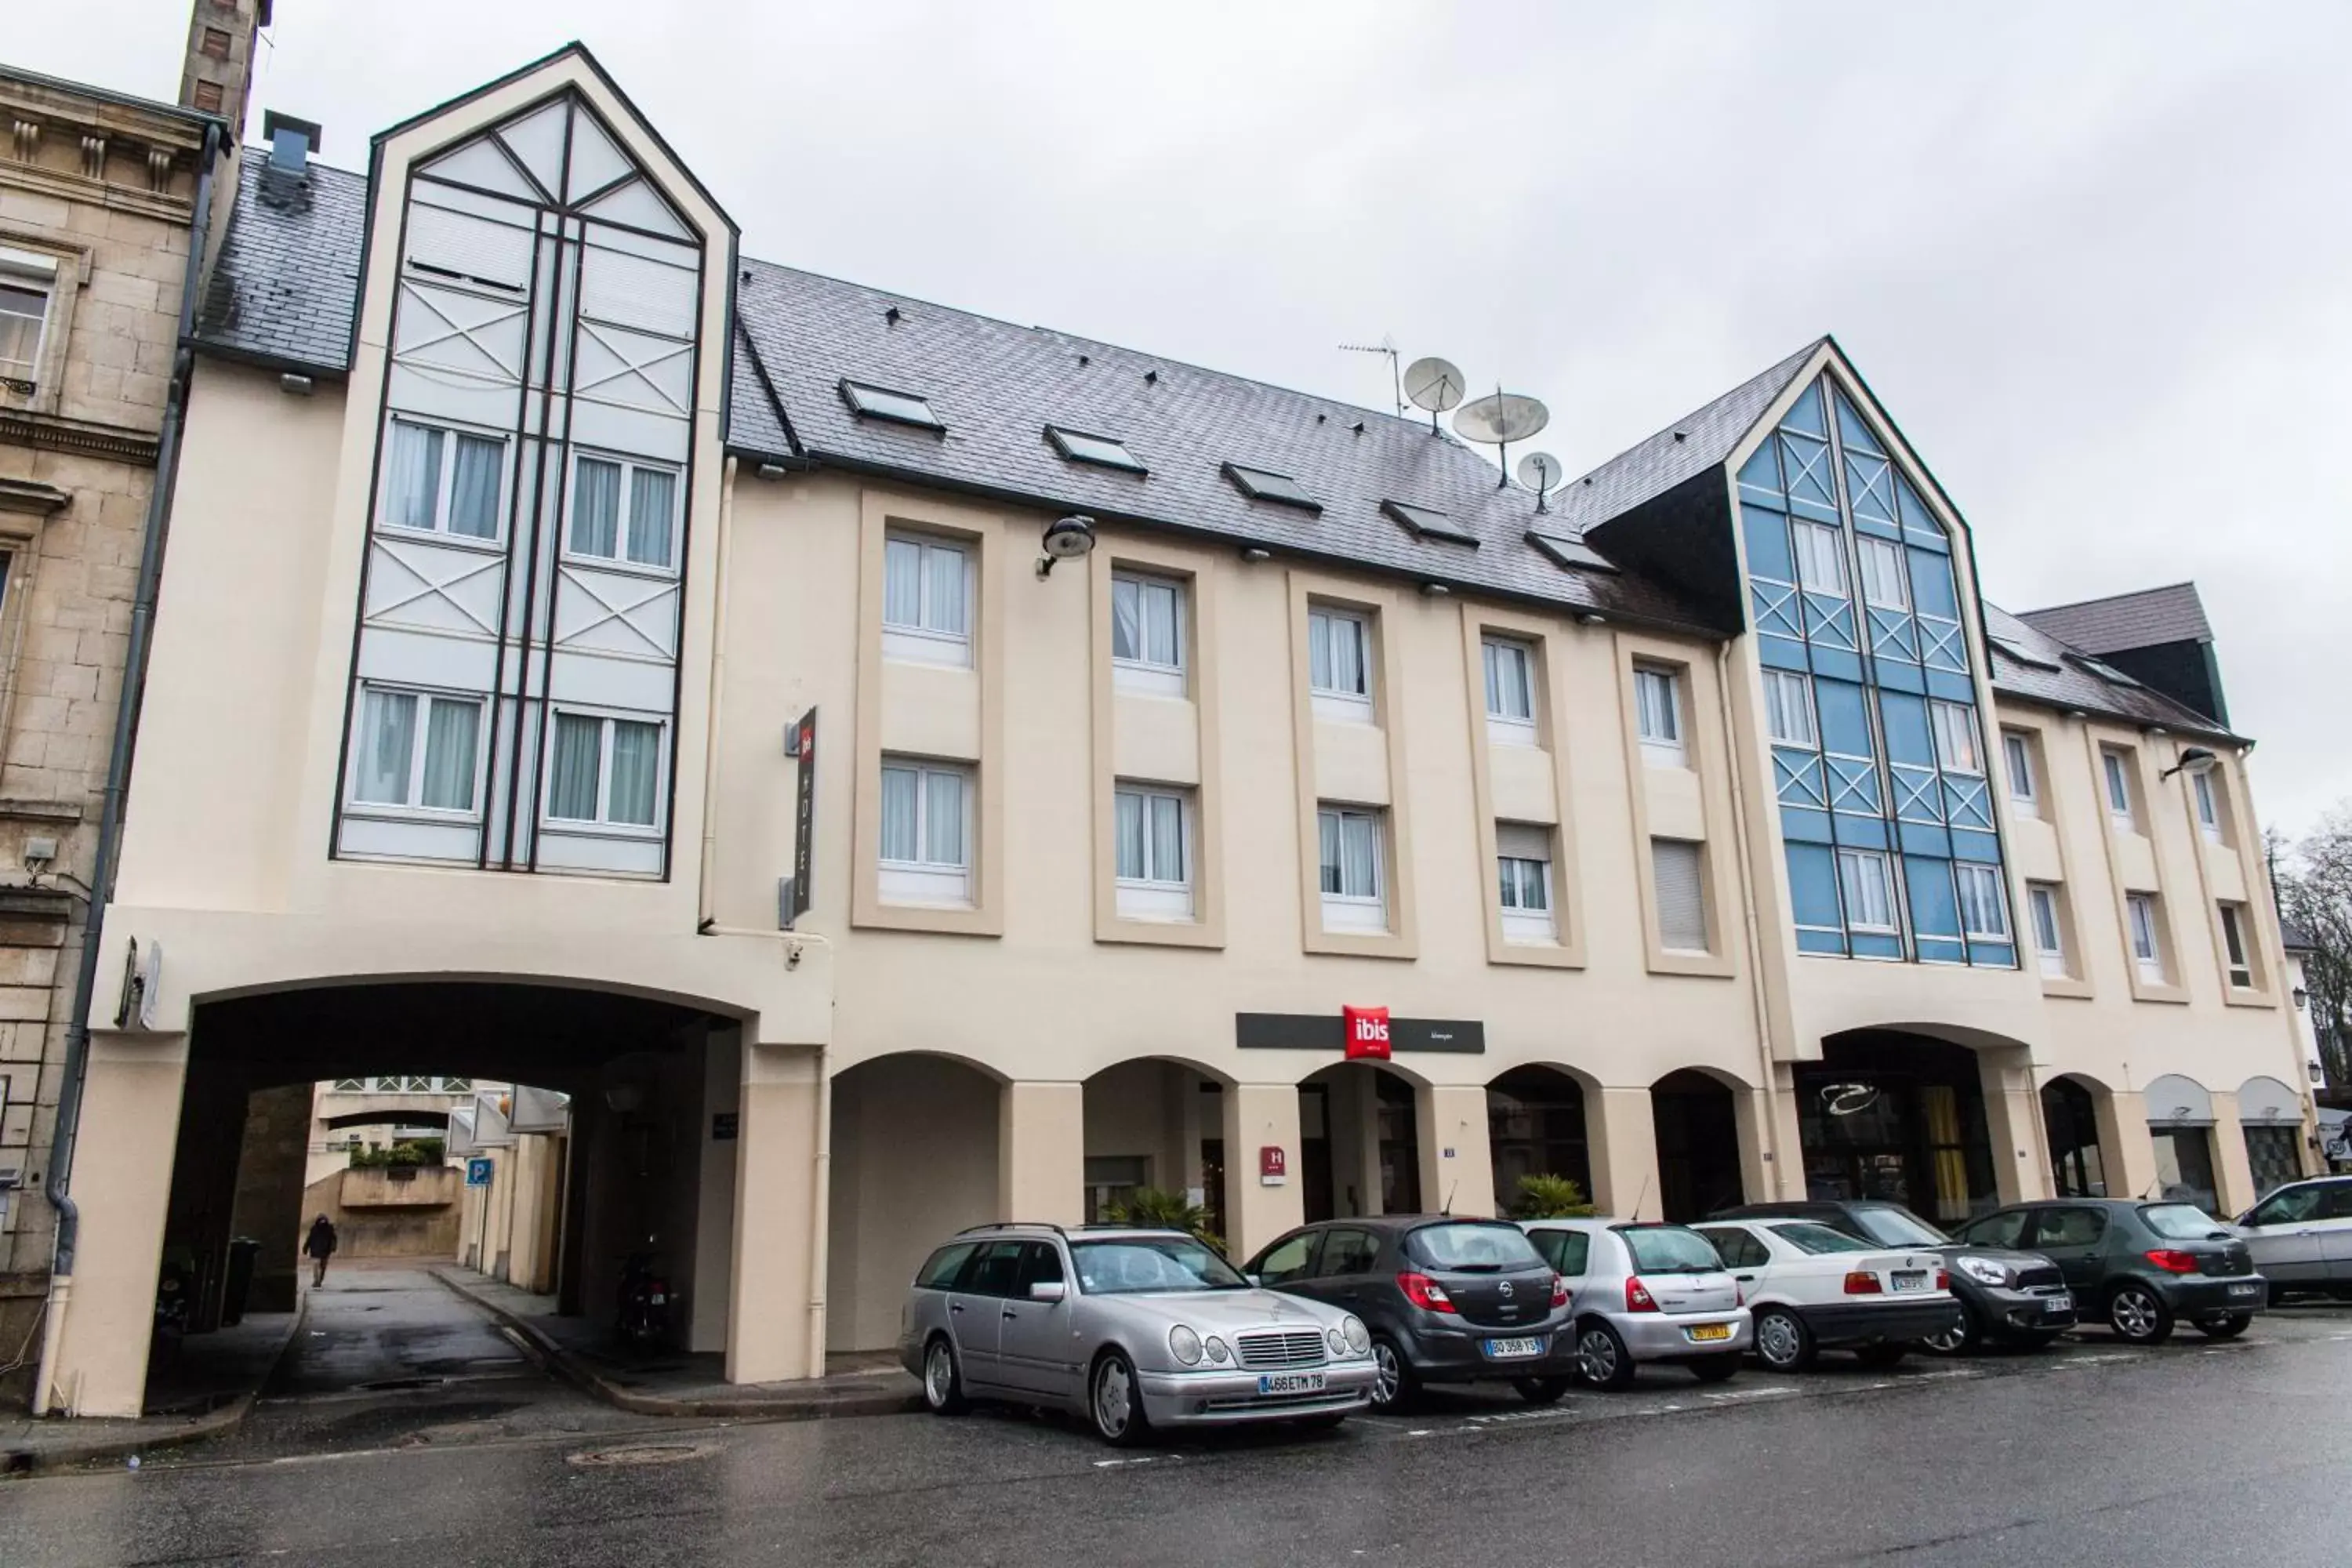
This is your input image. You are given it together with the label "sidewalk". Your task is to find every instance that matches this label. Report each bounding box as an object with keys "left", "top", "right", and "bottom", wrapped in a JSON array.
[
  {"left": 430, "top": 1265, "right": 923, "bottom": 1420},
  {"left": 1, "top": 1296, "right": 307, "bottom": 1476}
]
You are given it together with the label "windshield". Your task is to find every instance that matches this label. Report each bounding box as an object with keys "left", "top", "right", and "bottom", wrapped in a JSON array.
[
  {"left": 2140, "top": 1203, "right": 2229, "bottom": 1240},
  {"left": 1617, "top": 1225, "right": 1725, "bottom": 1274},
  {"left": 1773, "top": 1221, "right": 1873, "bottom": 1255},
  {"left": 1408, "top": 1222, "right": 1545, "bottom": 1272},
  {"left": 1071, "top": 1236, "right": 1247, "bottom": 1295},
  {"left": 1849, "top": 1207, "right": 1952, "bottom": 1248}
]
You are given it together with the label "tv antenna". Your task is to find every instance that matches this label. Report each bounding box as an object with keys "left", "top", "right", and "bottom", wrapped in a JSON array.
[
  {"left": 1517, "top": 452, "right": 1563, "bottom": 514},
  {"left": 1340, "top": 337, "right": 1403, "bottom": 417},
  {"left": 1403, "top": 356, "right": 1466, "bottom": 435},
  {"left": 1454, "top": 387, "right": 1551, "bottom": 488}
]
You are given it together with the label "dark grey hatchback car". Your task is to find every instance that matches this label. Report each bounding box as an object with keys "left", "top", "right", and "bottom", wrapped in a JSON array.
[
  {"left": 1242, "top": 1216, "right": 1579, "bottom": 1409},
  {"left": 1951, "top": 1200, "right": 2266, "bottom": 1345}
]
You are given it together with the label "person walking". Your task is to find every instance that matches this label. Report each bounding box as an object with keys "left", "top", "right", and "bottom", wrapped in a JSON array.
[{"left": 304, "top": 1214, "right": 339, "bottom": 1287}]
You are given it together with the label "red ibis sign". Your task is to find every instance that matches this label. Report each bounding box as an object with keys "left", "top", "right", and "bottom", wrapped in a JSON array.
[{"left": 1342, "top": 1005, "right": 1392, "bottom": 1060}]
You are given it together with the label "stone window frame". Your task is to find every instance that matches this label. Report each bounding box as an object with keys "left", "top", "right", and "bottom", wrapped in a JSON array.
[{"left": 0, "top": 233, "right": 92, "bottom": 419}]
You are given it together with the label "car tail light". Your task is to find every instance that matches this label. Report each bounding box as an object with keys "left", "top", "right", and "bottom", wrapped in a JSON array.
[
  {"left": 1397, "top": 1272, "right": 1457, "bottom": 1313},
  {"left": 1843, "top": 1271, "right": 1883, "bottom": 1295},
  {"left": 1549, "top": 1273, "right": 1570, "bottom": 1309},
  {"left": 1935, "top": 1269, "right": 1950, "bottom": 1292},
  {"left": 1624, "top": 1277, "right": 1659, "bottom": 1313},
  {"left": 2144, "top": 1249, "right": 2200, "bottom": 1276}
]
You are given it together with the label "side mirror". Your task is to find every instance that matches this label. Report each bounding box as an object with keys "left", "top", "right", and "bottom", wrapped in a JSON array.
[
  {"left": 2233, "top": 1212, "right": 2253, "bottom": 1228},
  {"left": 1029, "top": 1280, "right": 1067, "bottom": 1303}
]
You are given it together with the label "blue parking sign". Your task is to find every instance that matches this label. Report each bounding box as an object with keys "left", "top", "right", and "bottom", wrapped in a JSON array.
[{"left": 466, "top": 1157, "right": 495, "bottom": 1187}]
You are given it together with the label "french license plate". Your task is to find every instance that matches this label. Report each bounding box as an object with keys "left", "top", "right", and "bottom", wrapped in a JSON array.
[
  {"left": 648, "top": 1293, "right": 666, "bottom": 1305},
  {"left": 1482, "top": 1337, "right": 1544, "bottom": 1359},
  {"left": 2044, "top": 1293, "right": 2073, "bottom": 1315},
  {"left": 2228, "top": 1281, "right": 2261, "bottom": 1298},
  {"left": 1686, "top": 1323, "right": 1733, "bottom": 1343},
  {"left": 1889, "top": 1271, "right": 1929, "bottom": 1293},
  {"left": 1257, "top": 1371, "right": 1326, "bottom": 1396}
]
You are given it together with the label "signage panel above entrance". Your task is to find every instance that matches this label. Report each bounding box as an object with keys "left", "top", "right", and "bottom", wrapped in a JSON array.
[{"left": 1236, "top": 1013, "right": 1484, "bottom": 1054}]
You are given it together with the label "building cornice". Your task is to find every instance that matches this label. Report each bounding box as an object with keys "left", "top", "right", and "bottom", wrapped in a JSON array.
[{"left": 0, "top": 409, "right": 161, "bottom": 467}]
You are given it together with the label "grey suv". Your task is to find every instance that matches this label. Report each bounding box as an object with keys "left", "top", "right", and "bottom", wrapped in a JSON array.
[{"left": 900, "top": 1223, "right": 1377, "bottom": 1445}]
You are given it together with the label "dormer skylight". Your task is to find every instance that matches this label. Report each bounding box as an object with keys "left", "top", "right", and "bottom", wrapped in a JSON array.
[
  {"left": 1223, "top": 463, "right": 1320, "bottom": 512},
  {"left": 1988, "top": 633, "right": 2060, "bottom": 672},
  {"left": 1046, "top": 426, "right": 1145, "bottom": 474},
  {"left": 1382, "top": 500, "right": 1478, "bottom": 547},
  {"left": 2067, "top": 652, "right": 2145, "bottom": 689},
  {"left": 840, "top": 379, "right": 942, "bottom": 430},
  {"left": 1527, "top": 531, "right": 1619, "bottom": 575}
]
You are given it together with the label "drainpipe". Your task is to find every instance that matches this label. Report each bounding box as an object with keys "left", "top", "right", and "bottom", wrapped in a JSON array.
[
  {"left": 1715, "top": 641, "right": 1786, "bottom": 1195},
  {"left": 31, "top": 119, "right": 222, "bottom": 1415}
]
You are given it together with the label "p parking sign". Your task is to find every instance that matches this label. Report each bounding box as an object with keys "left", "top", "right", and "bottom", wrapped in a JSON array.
[{"left": 466, "top": 1157, "right": 495, "bottom": 1188}]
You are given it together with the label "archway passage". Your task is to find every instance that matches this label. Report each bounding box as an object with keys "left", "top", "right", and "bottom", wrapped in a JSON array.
[
  {"left": 1486, "top": 1066, "right": 1595, "bottom": 1217},
  {"left": 1299, "top": 1062, "right": 1421, "bottom": 1222},
  {"left": 1080, "top": 1059, "right": 1230, "bottom": 1240},
  {"left": 1652, "top": 1070, "right": 1744, "bottom": 1222},
  {"left": 1796, "top": 1032, "right": 1996, "bottom": 1224},
  {"left": 2042, "top": 1077, "right": 2108, "bottom": 1197}
]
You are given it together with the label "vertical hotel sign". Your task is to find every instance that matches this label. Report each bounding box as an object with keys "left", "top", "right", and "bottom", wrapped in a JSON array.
[{"left": 782, "top": 707, "right": 818, "bottom": 929}]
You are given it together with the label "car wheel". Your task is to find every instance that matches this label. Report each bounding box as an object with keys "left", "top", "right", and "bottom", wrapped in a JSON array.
[
  {"left": 921, "top": 1336, "right": 968, "bottom": 1416},
  {"left": 1918, "top": 1306, "right": 1976, "bottom": 1356},
  {"left": 1853, "top": 1344, "right": 1907, "bottom": 1368},
  {"left": 1089, "top": 1350, "right": 1152, "bottom": 1447},
  {"left": 2106, "top": 1283, "right": 2174, "bottom": 1345},
  {"left": 1753, "top": 1307, "right": 1817, "bottom": 1373},
  {"left": 1687, "top": 1353, "right": 1741, "bottom": 1384},
  {"left": 1368, "top": 1336, "right": 1419, "bottom": 1411},
  {"left": 1572, "top": 1320, "right": 1637, "bottom": 1392},
  {"left": 2194, "top": 1312, "right": 2252, "bottom": 1340},
  {"left": 1512, "top": 1376, "right": 1570, "bottom": 1406}
]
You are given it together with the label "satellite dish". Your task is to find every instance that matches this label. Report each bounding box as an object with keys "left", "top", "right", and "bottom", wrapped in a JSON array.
[
  {"left": 1517, "top": 451, "right": 1563, "bottom": 503},
  {"left": 1454, "top": 390, "right": 1552, "bottom": 487},
  {"left": 1403, "top": 356, "right": 1467, "bottom": 429}
]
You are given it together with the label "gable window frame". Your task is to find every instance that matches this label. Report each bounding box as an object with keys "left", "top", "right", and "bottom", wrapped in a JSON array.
[
  {"left": 346, "top": 682, "right": 488, "bottom": 819},
  {"left": 1955, "top": 862, "right": 2009, "bottom": 941},
  {"left": 1929, "top": 700, "right": 1982, "bottom": 776},
  {"left": 1836, "top": 847, "right": 1897, "bottom": 935},
  {"left": 1762, "top": 669, "right": 1817, "bottom": 748},
  {"left": 1482, "top": 635, "right": 1538, "bottom": 745},
  {"left": 1316, "top": 804, "right": 1387, "bottom": 932},
  {"left": 378, "top": 416, "right": 512, "bottom": 546},
  {"left": 1634, "top": 664, "right": 1686, "bottom": 767},
  {"left": 1110, "top": 570, "right": 1187, "bottom": 696},
  {"left": 1793, "top": 520, "right": 1848, "bottom": 596},
  {"left": 1308, "top": 604, "right": 1374, "bottom": 722},
  {"left": 543, "top": 706, "right": 668, "bottom": 837},
  {"left": 1856, "top": 534, "right": 1910, "bottom": 610},
  {"left": 2027, "top": 883, "right": 2067, "bottom": 978},
  {"left": 879, "top": 757, "right": 975, "bottom": 907},
  {"left": 881, "top": 529, "right": 975, "bottom": 667},
  {"left": 563, "top": 448, "right": 683, "bottom": 574},
  {"left": 2003, "top": 730, "right": 2038, "bottom": 817}
]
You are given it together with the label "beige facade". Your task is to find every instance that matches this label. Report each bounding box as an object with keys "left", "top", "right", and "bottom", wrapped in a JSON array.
[{"left": 23, "top": 42, "right": 2317, "bottom": 1417}]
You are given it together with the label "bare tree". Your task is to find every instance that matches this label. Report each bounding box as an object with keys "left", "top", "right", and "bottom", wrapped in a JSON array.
[{"left": 2276, "top": 805, "right": 2352, "bottom": 1088}]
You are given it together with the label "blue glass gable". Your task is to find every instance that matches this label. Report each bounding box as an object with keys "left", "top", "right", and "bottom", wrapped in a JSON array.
[{"left": 1740, "top": 374, "right": 2014, "bottom": 969}]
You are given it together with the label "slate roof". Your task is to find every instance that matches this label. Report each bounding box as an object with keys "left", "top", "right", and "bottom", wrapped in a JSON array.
[
  {"left": 2016, "top": 582, "right": 2214, "bottom": 655},
  {"left": 194, "top": 155, "right": 368, "bottom": 374},
  {"left": 1981, "top": 602, "right": 2238, "bottom": 742}
]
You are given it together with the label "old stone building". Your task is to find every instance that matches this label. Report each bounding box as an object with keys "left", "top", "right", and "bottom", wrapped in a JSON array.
[{"left": 0, "top": 2, "right": 268, "bottom": 1401}]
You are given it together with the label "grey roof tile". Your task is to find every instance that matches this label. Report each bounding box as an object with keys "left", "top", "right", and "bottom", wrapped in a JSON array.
[
  {"left": 2016, "top": 582, "right": 2213, "bottom": 654},
  {"left": 1982, "top": 602, "right": 2238, "bottom": 741},
  {"left": 194, "top": 155, "right": 365, "bottom": 373}
]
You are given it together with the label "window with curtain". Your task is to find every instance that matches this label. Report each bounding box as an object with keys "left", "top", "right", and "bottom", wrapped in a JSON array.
[
  {"left": 1763, "top": 670, "right": 1816, "bottom": 747},
  {"left": 1635, "top": 666, "right": 1685, "bottom": 764},
  {"left": 1955, "top": 862, "right": 2007, "bottom": 939},
  {"left": 1316, "top": 804, "right": 1385, "bottom": 931},
  {"left": 1495, "top": 822, "right": 1555, "bottom": 944},
  {"left": 1929, "top": 701, "right": 1981, "bottom": 775},
  {"left": 2126, "top": 893, "right": 2165, "bottom": 979},
  {"left": 2219, "top": 903, "right": 2252, "bottom": 988},
  {"left": 384, "top": 422, "right": 445, "bottom": 531},
  {"left": 2003, "top": 731, "right": 2038, "bottom": 815},
  {"left": 350, "top": 686, "right": 483, "bottom": 813},
  {"left": 2103, "top": 750, "right": 2136, "bottom": 824},
  {"left": 1837, "top": 848, "right": 1896, "bottom": 932},
  {"left": 1113, "top": 784, "right": 1192, "bottom": 920},
  {"left": 2027, "top": 884, "right": 2067, "bottom": 976},
  {"left": 1794, "top": 521, "right": 1846, "bottom": 595},
  {"left": 546, "top": 711, "right": 664, "bottom": 829},
  {"left": 882, "top": 532, "right": 971, "bottom": 666},
  {"left": 1857, "top": 535, "right": 1909, "bottom": 609},
  {"left": 879, "top": 757, "right": 974, "bottom": 906},
  {"left": 1308, "top": 607, "right": 1371, "bottom": 717},
  {"left": 2193, "top": 771, "right": 2223, "bottom": 841},
  {"left": 1111, "top": 572, "right": 1185, "bottom": 695},
  {"left": 568, "top": 453, "right": 677, "bottom": 569},
  {"left": 1483, "top": 638, "right": 1534, "bottom": 720},
  {"left": 0, "top": 278, "right": 49, "bottom": 382},
  {"left": 383, "top": 419, "right": 505, "bottom": 539}
]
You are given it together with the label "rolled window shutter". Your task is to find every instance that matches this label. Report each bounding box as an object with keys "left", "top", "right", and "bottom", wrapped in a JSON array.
[{"left": 1652, "top": 839, "right": 1708, "bottom": 951}]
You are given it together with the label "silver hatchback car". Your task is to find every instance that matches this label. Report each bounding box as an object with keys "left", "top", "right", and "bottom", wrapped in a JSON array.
[
  {"left": 901, "top": 1223, "right": 1379, "bottom": 1445},
  {"left": 1522, "top": 1218, "right": 1752, "bottom": 1389}
]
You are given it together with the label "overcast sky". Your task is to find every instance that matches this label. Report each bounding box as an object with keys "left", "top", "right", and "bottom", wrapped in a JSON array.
[{"left": 20, "top": 2, "right": 2348, "bottom": 835}]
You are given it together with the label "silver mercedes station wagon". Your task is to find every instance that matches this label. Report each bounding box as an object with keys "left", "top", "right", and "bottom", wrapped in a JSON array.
[{"left": 901, "top": 1223, "right": 1378, "bottom": 1445}]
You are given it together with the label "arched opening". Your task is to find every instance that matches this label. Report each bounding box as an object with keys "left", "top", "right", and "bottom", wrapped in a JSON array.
[
  {"left": 2143, "top": 1073, "right": 2220, "bottom": 1214},
  {"left": 1797, "top": 1031, "right": 1995, "bottom": 1223},
  {"left": 1651, "top": 1069, "right": 1745, "bottom": 1221},
  {"left": 1080, "top": 1058, "right": 1232, "bottom": 1240},
  {"left": 2238, "top": 1076, "right": 2307, "bottom": 1200},
  {"left": 2042, "top": 1076, "right": 2109, "bottom": 1197},
  {"left": 1486, "top": 1065, "right": 1595, "bottom": 1217},
  {"left": 1298, "top": 1061, "right": 1425, "bottom": 1221},
  {"left": 826, "top": 1052, "right": 1003, "bottom": 1356}
]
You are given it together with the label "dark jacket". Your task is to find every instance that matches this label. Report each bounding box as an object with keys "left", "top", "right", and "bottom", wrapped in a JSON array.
[{"left": 304, "top": 1219, "right": 339, "bottom": 1258}]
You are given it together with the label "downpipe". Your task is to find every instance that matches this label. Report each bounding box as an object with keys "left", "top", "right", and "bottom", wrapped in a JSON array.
[
  {"left": 1715, "top": 641, "right": 1786, "bottom": 1193},
  {"left": 31, "top": 121, "right": 220, "bottom": 1415}
]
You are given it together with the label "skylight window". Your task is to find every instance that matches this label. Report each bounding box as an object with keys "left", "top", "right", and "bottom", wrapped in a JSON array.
[
  {"left": 1223, "top": 463, "right": 1321, "bottom": 512},
  {"left": 1526, "top": 530, "right": 1619, "bottom": 575},
  {"left": 1381, "top": 500, "right": 1478, "bottom": 547},
  {"left": 840, "top": 379, "right": 942, "bottom": 430},
  {"left": 1987, "top": 633, "right": 2060, "bottom": 672},
  {"left": 1046, "top": 426, "right": 1145, "bottom": 474},
  {"left": 2067, "top": 652, "right": 2144, "bottom": 689}
]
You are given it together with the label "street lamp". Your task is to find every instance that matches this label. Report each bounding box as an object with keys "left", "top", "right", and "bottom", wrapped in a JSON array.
[{"left": 2159, "top": 746, "right": 2219, "bottom": 781}]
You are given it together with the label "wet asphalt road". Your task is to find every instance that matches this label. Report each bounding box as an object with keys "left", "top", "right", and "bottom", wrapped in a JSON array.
[{"left": 3, "top": 1276, "right": 2349, "bottom": 1566}]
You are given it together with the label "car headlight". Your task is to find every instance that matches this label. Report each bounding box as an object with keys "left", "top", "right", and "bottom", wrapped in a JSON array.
[
  {"left": 1204, "top": 1335, "right": 1231, "bottom": 1364},
  {"left": 1326, "top": 1324, "right": 1348, "bottom": 1356},
  {"left": 1168, "top": 1325, "right": 1203, "bottom": 1366},
  {"left": 1956, "top": 1255, "right": 2013, "bottom": 1287},
  {"left": 1342, "top": 1314, "right": 1370, "bottom": 1356}
]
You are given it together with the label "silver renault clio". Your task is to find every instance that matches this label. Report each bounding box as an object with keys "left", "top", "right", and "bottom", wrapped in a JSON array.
[{"left": 901, "top": 1223, "right": 1378, "bottom": 1445}]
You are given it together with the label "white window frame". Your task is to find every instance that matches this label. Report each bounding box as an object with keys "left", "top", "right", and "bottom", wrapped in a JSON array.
[
  {"left": 2027, "top": 884, "right": 2067, "bottom": 978},
  {"left": 2218, "top": 902, "right": 2253, "bottom": 989},
  {"left": 2003, "top": 731, "right": 2038, "bottom": 817},
  {"left": 1112, "top": 783, "right": 1194, "bottom": 922},
  {"left": 1110, "top": 572, "right": 1187, "bottom": 697},
  {"left": 541, "top": 706, "right": 669, "bottom": 837},
  {"left": 1955, "top": 862, "right": 2009, "bottom": 941},
  {"left": 1634, "top": 665, "right": 1686, "bottom": 767},
  {"left": 878, "top": 758, "right": 975, "bottom": 907},
  {"left": 2125, "top": 892, "right": 2165, "bottom": 982},
  {"left": 1793, "top": 521, "right": 1847, "bottom": 596},
  {"left": 1651, "top": 837, "right": 1710, "bottom": 953},
  {"left": 1856, "top": 535, "right": 1910, "bottom": 610},
  {"left": 881, "top": 531, "right": 974, "bottom": 667},
  {"left": 376, "top": 416, "right": 511, "bottom": 546},
  {"left": 1316, "top": 804, "right": 1387, "bottom": 933},
  {"left": 1495, "top": 822, "right": 1556, "bottom": 944},
  {"left": 2103, "top": 749, "right": 2137, "bottom": 828},
  {"left": 1836, "top": 848, "right": 1897, "bottom": 934},
  {"left": 1762, "top": 670, "right": 1817, "bottom": 748},
  {"left": 1482, "top": 636, "right": 1538, "bottom": 746},
  {"left": 2192, "top": 771, "right": 2224, "bottom": 844},
  {"left": 344, "top": 684, "right": 488, "bottom": 819},
  {"left": 1929, "top": 700, "right": 1982, "bottom": 776},
  {"left": 1308, "top": 607, "right": 1374, "bottom": 723},
  {"left": 562, "top": 448, "right": 684, "bottom": 575},
  {"left": 0, "top": 252, "right": 54, "bottom": 388}
]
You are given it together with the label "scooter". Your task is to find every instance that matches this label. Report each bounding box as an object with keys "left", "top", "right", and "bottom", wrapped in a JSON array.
[{"left": 616, "top": 1247, "right": 671, "bottom": 1349}]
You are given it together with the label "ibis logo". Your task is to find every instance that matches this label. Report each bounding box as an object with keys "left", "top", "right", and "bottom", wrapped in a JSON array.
[{"left": 1342, "top": 1005, "right": 1392, "bottom": 1060}]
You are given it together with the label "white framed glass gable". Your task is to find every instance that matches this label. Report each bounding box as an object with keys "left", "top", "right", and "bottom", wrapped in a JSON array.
[{"left": 340, "top": 85, "right": 707, "bottom": 878}]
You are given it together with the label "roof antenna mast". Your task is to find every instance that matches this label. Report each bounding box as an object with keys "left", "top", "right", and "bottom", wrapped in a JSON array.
[{"left": 1339, "top": 337, "right": 1403, "bottom": 417}]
